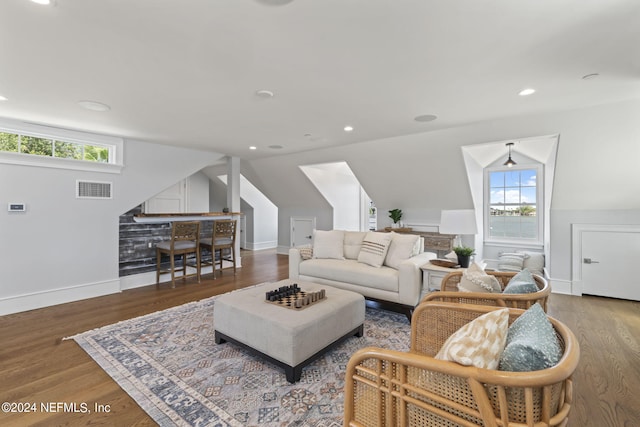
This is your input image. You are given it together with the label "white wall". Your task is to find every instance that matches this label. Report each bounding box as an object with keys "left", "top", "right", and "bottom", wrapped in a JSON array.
[
  {"left": 0, "top": 139, "right": 225, "bottom": 315},
  {"left": 247, "top": 98, "right": 640, "bottom": 290},
  {"left": 299, "top": 162, "right": 361, "bottom": 231}
]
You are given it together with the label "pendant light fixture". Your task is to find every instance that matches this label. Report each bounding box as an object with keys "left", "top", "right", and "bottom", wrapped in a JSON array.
[{"left": 503, "top": 142, "right": 517, "bottom": 168}]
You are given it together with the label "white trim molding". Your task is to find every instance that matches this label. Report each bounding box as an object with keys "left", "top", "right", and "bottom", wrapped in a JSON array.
[{"left": 0, "top": 279, "right": 120, "bottom": 316}]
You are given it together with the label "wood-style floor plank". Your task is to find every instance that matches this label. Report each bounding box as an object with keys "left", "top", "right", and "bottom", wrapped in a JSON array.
[{"left": 1, "top": 250, "right": 639, "bottom": 426}]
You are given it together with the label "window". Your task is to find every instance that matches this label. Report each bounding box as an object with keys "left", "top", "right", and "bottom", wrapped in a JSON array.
[
  {"left": 485, "top": 165, "right": 542, "bottom": 243},
  {"left": 0, "top": 118, "right": 123, "bottom": 173},
  {"left": 0, "top": 131, "right": 111, "bottom": 163}
]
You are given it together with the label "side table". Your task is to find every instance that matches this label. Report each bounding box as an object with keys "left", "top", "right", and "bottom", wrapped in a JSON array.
[{"left": 420, "top": 262, "right": 464, "bottom": 293}]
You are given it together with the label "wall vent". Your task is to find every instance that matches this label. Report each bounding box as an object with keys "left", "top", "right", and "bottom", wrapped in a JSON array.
[{"left": 76, "top": 180, "right": 112, "bottom": 199}]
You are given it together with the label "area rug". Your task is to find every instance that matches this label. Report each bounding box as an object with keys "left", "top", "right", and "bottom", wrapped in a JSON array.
[{"left": 66, "top": 285, "right": 411, "bottom": 426}]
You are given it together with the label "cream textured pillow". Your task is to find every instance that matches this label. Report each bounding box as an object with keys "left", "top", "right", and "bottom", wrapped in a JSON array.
[
  {"left": 384, "top": 232, "right": 420, "bottom": 269},
  {"left": 357, "top": 232, "right": 393, "bottom": 268},
  {"left": 521, "top": 251, "right": 545, "bottom": 276},
  {"left": 297, "top": 245, "right": 313, "bottom": 260},
  {"left": 458, "top": 262, "right": 502, "bottom": 293},
  {"left": 312, "top": 230, "right": 345, "bottom": 259},
  {"left": 436, "top": 308, "right": 509, "bottom": 369},
  {"left": 343, "top": 231, "right": 367, "bottom": 259}
]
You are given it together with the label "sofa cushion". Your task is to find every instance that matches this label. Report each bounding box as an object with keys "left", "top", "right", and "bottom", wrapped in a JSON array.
[
  {"left": 503, "top": 268, "right": 538, "bottom": 294},
  {"left": 312, "top": 229, "right": 344, "bottom": 260},
  {"left": 299, "top": 258, "right": 399, "bottom": 292},
  {"left": 497, "top": 252, "right": 527, "bottom": 272},
  {"left": 344, "top": 231, "right": 367, "bottom": 259},
  {"left": 499, "top": 303, "right": 562, "bottom": 372},
  {"left": 522, "top": 251, "right": 545, "bottom": 276},
  {"left": 358, "top": 232, "right": 393, "bottom": 268},
  {"left": 458, "top": 262, "right": 502, "bottom": 293},
  {"left": 436, "top": 308, "right": 509, "bottom": 369},
  {"left": 384, "top": 232, "right": 420, "bottom": 270}
]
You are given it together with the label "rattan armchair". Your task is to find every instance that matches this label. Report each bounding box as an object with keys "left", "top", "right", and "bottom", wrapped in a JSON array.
[
  {"left": 344, "top": 302, "right": 579, "bottom": 427},
  {"left": 423, "top": 270, "right": 551, "bottom": 311}
]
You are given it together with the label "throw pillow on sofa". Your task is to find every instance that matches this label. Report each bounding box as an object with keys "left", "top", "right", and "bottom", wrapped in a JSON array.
[
  {"left": 497, "top": 252, "right": 527, "bottom": 272},
  {"left": 384, "top": 232, "right": 420, "bottom": 270},
  {"left": 344, "top": 231, "right": 367, "bottom": 259},
  {"left": 503, "top": 268, "right": 538, "bottom": 294},
  {"left": 436, "top": 308, "right": 509, "bottom": 369},
  {"left": 357, "top": 232, "right": 393, "bottom": 268},
  {"left": 312, "top": 229, "right": 345, "bottom": 260},
  {"left": 458, "top": 262, "right": 502, "bottom": 293},
  {"left": 499, "top": 303, "right": 562, "bottom": 372},
  {"left": 297, "top": 245, "right": 313, "bottom": 260}
]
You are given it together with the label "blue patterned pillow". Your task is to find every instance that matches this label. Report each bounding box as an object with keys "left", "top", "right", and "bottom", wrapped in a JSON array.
[
  {"left": 503, "top": 269, "right": 538, "bottom": 294},
  {"left": 499, "top": 303, "right": 562, "bottom": 372}
]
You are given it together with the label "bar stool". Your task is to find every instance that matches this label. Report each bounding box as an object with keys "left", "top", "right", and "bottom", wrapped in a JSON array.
[
  {"left": 155, "top": 221, "right": 201, "bottom": 288},
  {"left": 200, "top": 219, "right": 237, "bottom": 279}
]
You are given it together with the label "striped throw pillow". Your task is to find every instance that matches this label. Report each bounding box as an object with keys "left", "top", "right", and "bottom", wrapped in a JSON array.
[{"left": 357, "top": 232, "right": 393, "bottom": 268}]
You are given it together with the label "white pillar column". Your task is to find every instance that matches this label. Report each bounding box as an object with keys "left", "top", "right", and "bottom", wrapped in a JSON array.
[{"left": 226, "top": 156, "right": 242, "bottom": 266}]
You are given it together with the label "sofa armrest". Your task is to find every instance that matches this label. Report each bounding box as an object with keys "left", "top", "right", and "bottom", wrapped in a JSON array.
[
  {"left": 289, "top": 248, "right": 302, "bottom": 280},
  {"left": 397, "top": 251, "right": 437, "bottom": 306}
]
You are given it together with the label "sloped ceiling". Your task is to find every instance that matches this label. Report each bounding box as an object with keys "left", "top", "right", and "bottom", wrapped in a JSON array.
[{"left": 1, "top": 0, "right": 639, "bottom": 160}]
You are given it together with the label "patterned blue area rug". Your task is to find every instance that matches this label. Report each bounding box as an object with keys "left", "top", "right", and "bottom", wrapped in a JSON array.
[{"left": 67, "top": 286, "right": 411, "bottom": 426}]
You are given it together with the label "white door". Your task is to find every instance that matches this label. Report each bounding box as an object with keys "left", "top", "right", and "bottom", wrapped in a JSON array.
[
  {"left": 291, "top": 217, "right": 316, "bottom": 247},
  {"left": 582, "top": 230, "right": 640, "bottom": 300},
  {"left": 144, "top": 180, "right": 187, "bottom": 213}
]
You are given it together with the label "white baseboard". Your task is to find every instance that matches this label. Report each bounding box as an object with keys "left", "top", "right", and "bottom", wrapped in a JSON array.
[
  {"left": 549, "top": 278, "right": 574, "bottom": 295},
  {"left": 245, "top": 240, "right": 278, "bottom": 251},
  {"left": 0, "top": 279, "right": 121, "bottom": 316},
  {"left": 119, "top": 261, "right": 243, "bottom": 291},
  {"left": 277, "top": 245, "right": 291, "bottom": 255}
]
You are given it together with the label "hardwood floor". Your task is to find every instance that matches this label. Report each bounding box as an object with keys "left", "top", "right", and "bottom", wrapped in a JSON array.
[{"left": 0, "top": 250, "right": 638, "bottom": 426}]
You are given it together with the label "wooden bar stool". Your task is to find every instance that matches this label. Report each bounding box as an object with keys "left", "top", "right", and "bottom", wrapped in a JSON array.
[
  {"left": 200, "top": 219, "right": 237, "bottom": 279},
  {"left": 155, "top": 221, "right": 201, "bottom": 288}
]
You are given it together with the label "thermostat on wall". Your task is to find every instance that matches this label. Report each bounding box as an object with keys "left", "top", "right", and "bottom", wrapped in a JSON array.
[{"left": 8, "top": 203, "right": 26, "bottom": 212}]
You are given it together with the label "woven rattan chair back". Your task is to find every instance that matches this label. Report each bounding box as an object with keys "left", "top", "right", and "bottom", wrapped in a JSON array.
[
  {"left": 423, "top": 270, "right": 551, "bottom": 311},
  {"left": 344, "top": 302, "right": 579, "bottom": 427}
]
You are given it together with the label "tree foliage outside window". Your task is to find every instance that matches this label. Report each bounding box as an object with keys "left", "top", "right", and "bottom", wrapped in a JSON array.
[{"left": 0, "top": 131, "right": 110, "bottom": 163}]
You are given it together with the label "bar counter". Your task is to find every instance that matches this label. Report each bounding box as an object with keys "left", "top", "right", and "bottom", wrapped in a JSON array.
[{"left": 133, "top": 212, "right": 243, "bottom": 224}]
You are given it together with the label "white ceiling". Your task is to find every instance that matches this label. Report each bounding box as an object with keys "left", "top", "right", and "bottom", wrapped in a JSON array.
[{"left": 1, "top": 0, "right": 639, "bottom": 160}]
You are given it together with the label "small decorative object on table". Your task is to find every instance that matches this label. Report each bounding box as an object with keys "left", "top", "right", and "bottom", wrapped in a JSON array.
[
  {"left": 265, "top": 283, "right": 326, "bottom": 310},
  {"left": 453, "top": 245, "right": 475, "bottom": 268},
  {"left": 430, "top": 259, "right": 459, "bottom": 268}
]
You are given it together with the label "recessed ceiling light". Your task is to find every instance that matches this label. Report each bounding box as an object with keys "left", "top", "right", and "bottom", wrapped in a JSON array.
[
  {"left": 582, "top": 73, "right": 599, "bottom": 80},
  {"left": 78, "top": 100, "right": 111, "bottom": 112},
  {"left": 343, "top": 126, "right": 354, "bottom": 132},
  {"left": 268, "top": 145, "right": 283, "bottom": 149},
  {"left": 414, "top": 114, "right": 437, "bottom": 122},
  {"left": 0, "top": 95, "right": 7, "bottom": 101},
  {"left": 255, "top": 90, "right": 274, "bottom": 99},
  {"left": 31, "top": 0, "right": 52, "bottom": 4},
  {"left": 519, "top": 88, "right": 536, "bottom": 96},
  {"left": 249, "top": 146, "right": 257, "bottom": 150}
]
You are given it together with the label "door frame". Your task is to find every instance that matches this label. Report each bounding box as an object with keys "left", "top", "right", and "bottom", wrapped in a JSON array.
[{"left": 571, "top": 223, "right": 640, "bottom": 296}]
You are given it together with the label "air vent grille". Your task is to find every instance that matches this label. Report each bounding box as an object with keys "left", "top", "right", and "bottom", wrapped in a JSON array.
[{"left": 77, "top": 180, "right": 112, "bottom": 199}]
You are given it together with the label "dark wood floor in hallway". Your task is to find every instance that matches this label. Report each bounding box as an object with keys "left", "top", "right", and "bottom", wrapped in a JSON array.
[{"left": 0, "top": 249, "right": 638, "bottom": 426}]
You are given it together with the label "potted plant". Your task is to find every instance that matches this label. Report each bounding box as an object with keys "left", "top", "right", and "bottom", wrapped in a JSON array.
[
  {"left": 388, "top": 209, "right": 403, "bottom": 228},
  {"left": 453, "top": 245, "right": 475, "bottom": 268}
]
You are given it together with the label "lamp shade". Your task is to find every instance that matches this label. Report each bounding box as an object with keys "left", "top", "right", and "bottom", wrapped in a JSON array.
[{"left": 439, "top": 210, "right": 478, "bottom": 235}]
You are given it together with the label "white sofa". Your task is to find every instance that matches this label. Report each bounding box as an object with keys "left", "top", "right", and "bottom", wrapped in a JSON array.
[{"left": 289, "top": 230, "right": 436, "bottom": 317}]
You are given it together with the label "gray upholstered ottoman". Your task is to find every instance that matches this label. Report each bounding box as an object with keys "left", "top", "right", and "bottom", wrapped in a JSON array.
[{"left": 214, "top": 280, "right": 365, "bottom": 382}]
